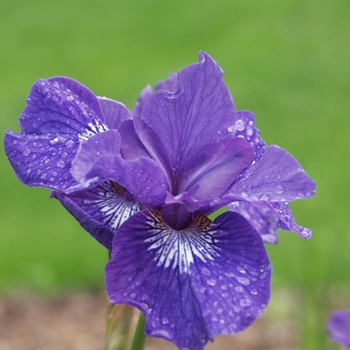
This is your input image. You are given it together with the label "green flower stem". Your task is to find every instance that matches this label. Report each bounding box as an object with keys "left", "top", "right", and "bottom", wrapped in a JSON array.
[
  {"left": 130, "top": 312, "right": 146, "bottom": 350},
  {"left": 105, "top": 302, "right": 136, "bottom": 350}
]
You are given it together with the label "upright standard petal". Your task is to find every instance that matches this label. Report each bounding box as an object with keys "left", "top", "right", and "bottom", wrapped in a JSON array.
[
  {"left": 327, "top": 309, "right": 350, "bottom": 349},
  {"left": 106, "top": 211, "right": 271, "bottom": 350},
  {"left": 138, "top": 52, "right": 237, "bottom": 191},
  {"left": 4, "top": 77, "right": 108, "bottom": 192}
]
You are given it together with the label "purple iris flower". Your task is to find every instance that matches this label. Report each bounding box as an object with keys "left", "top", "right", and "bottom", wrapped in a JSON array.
[
  {"left": 4, "top": 52, "right": 315, "bottom": 350},
  {"left": 327, "top": 309, "right": 350, "bottom": 349}
]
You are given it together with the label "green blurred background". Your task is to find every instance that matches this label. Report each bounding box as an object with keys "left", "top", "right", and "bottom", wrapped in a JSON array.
[{"left": 0, "top": 0, "right": 349, "bottom": 348}]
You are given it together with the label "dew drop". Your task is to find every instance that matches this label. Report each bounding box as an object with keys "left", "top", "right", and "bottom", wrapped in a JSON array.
[
  {"left": 234, "top": 286, "right": 244, "bottom": 293},
  {"left": 259, "top": 193, "right": 270, "bottom": 201},
  {"left": 199, "top": 287, "right": 206, "bottom": 294},
  {"left": 202, "top": 268, "right": 211, "bottom": 276},
  {"left": 250, "top": 288, "right": 258, "bottom": 295},
  {"left": 130, "top": 293, "right": 136, "bottom": 298},
  {"left": 240, "top": 298, "right": 252, "bottom": 307},
  {"left": 56, "top": 160, "right": 65, "bottom": 168},
  {"left": 276, "top": 185, "right": 284, "bottom": 194},
  {"left": 236, "top": 276, "right": 250, "bottom": 286},
  {"left": 206, "top": 278, "right": 217, "bottom": 286},
  {"left": 23, "top": 149, "right": 31, "bottom": 156},
  {"left": 65, "top": 140, "right": 75, "bottom": 148},
  {"left": 161, "top": 317, "right": 169, "bottom": 325},
  {"left": 235, "top": 119, "right": 244, "bottom": 131},
  {"left": 12, "top": 140, "right": 17, "bottom": 145}
]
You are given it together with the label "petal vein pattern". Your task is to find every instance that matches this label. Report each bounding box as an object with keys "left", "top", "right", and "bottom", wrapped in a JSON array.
[{"left": 144, "top": 213, "right": 218, "bottom": 273}]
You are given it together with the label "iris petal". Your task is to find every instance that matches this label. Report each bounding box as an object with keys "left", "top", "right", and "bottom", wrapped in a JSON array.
[
  {"left": 71, "top": 130, "right": 168, "bottom": 207},
  {"left": 97, "top": 97, "right": 132, "bottom": 130},
  {"left": 228, "top": 145, "right": 316, "bottom": 202},
  {"left": 138, "top": 52, "right": 237, "bottom": 184},
  {"left": 106, "top": 210, "right": 271, "bottom": 350},
  {"left": 52, "top": 181, "right": 140, "bottom": 249},
  {"left": 327, "top": 309, "right": 350, "bottom": 349},
  {"left": 4, "top": 131, "right": 79, "bottom": 191}
]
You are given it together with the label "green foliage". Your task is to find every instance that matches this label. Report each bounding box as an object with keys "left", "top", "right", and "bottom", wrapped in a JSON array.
[{"left": 1, "top": 0, "right": 349, "bottom": 347}]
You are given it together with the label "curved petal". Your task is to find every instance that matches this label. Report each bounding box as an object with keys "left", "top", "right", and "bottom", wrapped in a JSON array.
[
  {"left": 71, "top": 130, "right": 121, "bottom": 184},
  {"left": 20, "top": 77, "right": 107, "bottom": 136},
  {"left": 266, "top": 202, "right": 312, "bottom": 239},
  {"left": 228, "top": 145, "right": 316, "bottom": 202},
  {"left": 227, "top": 202, "right": 280, "bottom": 244},
  {"left": 133, "top": 85, "right": 153, "bottom": 118},
  {"left": 71, "top": 131, "right": 168, "bottom": 207},
  {"left": 106, "top": 210, "right": 271, "bottom": 350},
  {"left": 138, "top": 52, "right": 237, "bottom": 179},
  {"left": 234, "top": 110, "right": 266, "bottom": 161},
  {"left": 155, "top": 73, "right": 177, "bottom": 93},
  {"left": 52, "top": 181, "right": 140, "bottom": 249},
  {"left": 4, "top": 131, "right": 79, "bottom": 191},
  {"left": 119, "top": 120, "right": 151, "bottom": 160},
  {"left": 97, "top": 97, "right": 132, "bottom": 130},
  {"left": 181, "top": 138, "right": 254, "bottom": 201},
  {"left": 327, "top": 309, "right": 350, "bottom": 349}
]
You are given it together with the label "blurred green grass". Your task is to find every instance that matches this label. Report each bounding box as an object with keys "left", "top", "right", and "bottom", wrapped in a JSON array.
[{"left": 1, "top": 0, "right": 349, "bottom": 348}]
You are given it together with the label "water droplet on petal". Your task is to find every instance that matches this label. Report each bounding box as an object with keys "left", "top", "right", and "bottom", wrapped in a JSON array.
[
  {"left": 259, "top": 193, "right": 270, "bottom": 201},
  {"left": 23, "top": 149, "right": 31, "bottom": 156},
  {"left": 206, "top": 278, "right": 217, "bottom": 286},
  {"left": 240, "top": 298, "right": 252, "bottom": 307},
  {"left": 235, "top": 119, "right": 244, "bottom": 131},
  {"left": 161, "top": 317, "right": 169, "bottom": 325},
  {"left": 56, "top": 160, "right": 65, "bottom": 168},
  {"left": 236, "top": 276, "right": 250, "bottom": 286}
]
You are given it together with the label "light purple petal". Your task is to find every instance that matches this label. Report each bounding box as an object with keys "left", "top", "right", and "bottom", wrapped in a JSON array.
[
  {"left": 234, "top": 110, "right": 266, "bottom": 161},
  {"left": 20, "top": 77, "right": 107, "bottom": 136},
  {"left": 228, "top": 202, "right": 279, "bottom": 244},
  {"left": 138, "top": 52, "right": 237, "bottom": 186},
  {"left": 71, "top": 131, "right": 168, "bottom": 207},
  {"left": 266, "top": 202, "right": 312, "bottom": 239},
  {"left": 119, "top": 120, "right": 151, "bottom": 160},
  {"left": 327, "top": 309, "right": 350, "bottom": 349},
  {"left": 97, "top": 97, "right": 132, "bottom": 130},
  {"left": 228, "top": 145, "right": 316, "bottom": 202},
  {"left": 4, "top": 131, "right": 79, "bottom": 191},
  {"left": 106, "top": 210, "right": 271, "bottom": 350},
  {"left": 180, "top": 138, "right": 254, "bottom": 201},
  {"left": 133, "top": 85, "right": 153, "bottom": 118},
  {"left": 71, "top": 130, "right": 121, "bottom": 185},
  {"left": 52, "top": 181, "right": 140, "bottom": 249},
  {"left": 155, "top": 73, "right": 177, "bottom": 93}
]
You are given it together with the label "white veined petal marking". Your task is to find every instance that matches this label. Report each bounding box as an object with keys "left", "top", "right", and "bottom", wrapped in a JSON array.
[
  {"left": 81, "top": 181, "right": 141, "bottom": 230},
  {"left": 79, "top": 121, "right": 109, "bottom": 141},
  {"left": 145, "top": 213, "right": 219, "bottom": 274}
]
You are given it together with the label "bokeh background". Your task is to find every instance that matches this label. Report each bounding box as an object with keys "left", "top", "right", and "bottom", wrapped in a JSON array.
[{"left": 1, "top": 0, "right": 349, "bottom": 348}]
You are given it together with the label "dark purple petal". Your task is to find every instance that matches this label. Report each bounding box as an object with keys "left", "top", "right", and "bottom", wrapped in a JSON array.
[
  {"left": 71, "top": 131, "right": 168, "bottom": 207},
  {"left": 228, "top": 145, "right": 316, "bottom": 202},
  {"left": 119, "top": 120, "right": 151, "bottom": 160},
  {"left": 106, "top": 210, "right": 271, "bottom": 350},
  {"left": 266, "top": 202, "right": 312, "bottom": 239},
  {"left": 138, "top": 52, "right": 237, "bottom": 183},
  {"left": 52, "top": 181, "right": 140, "bottom": 249},
  {"left": 4, "top": 131, "right": 79, "bottom": 191},
  {"left": 327, "top": 309, "right": 350, "bottom": 349},
  {"left": 228, "top": 202, "right": 279, "bottom": 244},
  {"left": 97, "top": 97, "right": 132, "bottom": 130},
  {"left": 180, "top": 138, "right": 254, "bottom": 201},
  {"left": 234, "top": 110, "right": 266, "bottom": 161},
  {"left": 20, "top": 77, "right": 107, "bottom": 136}
]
